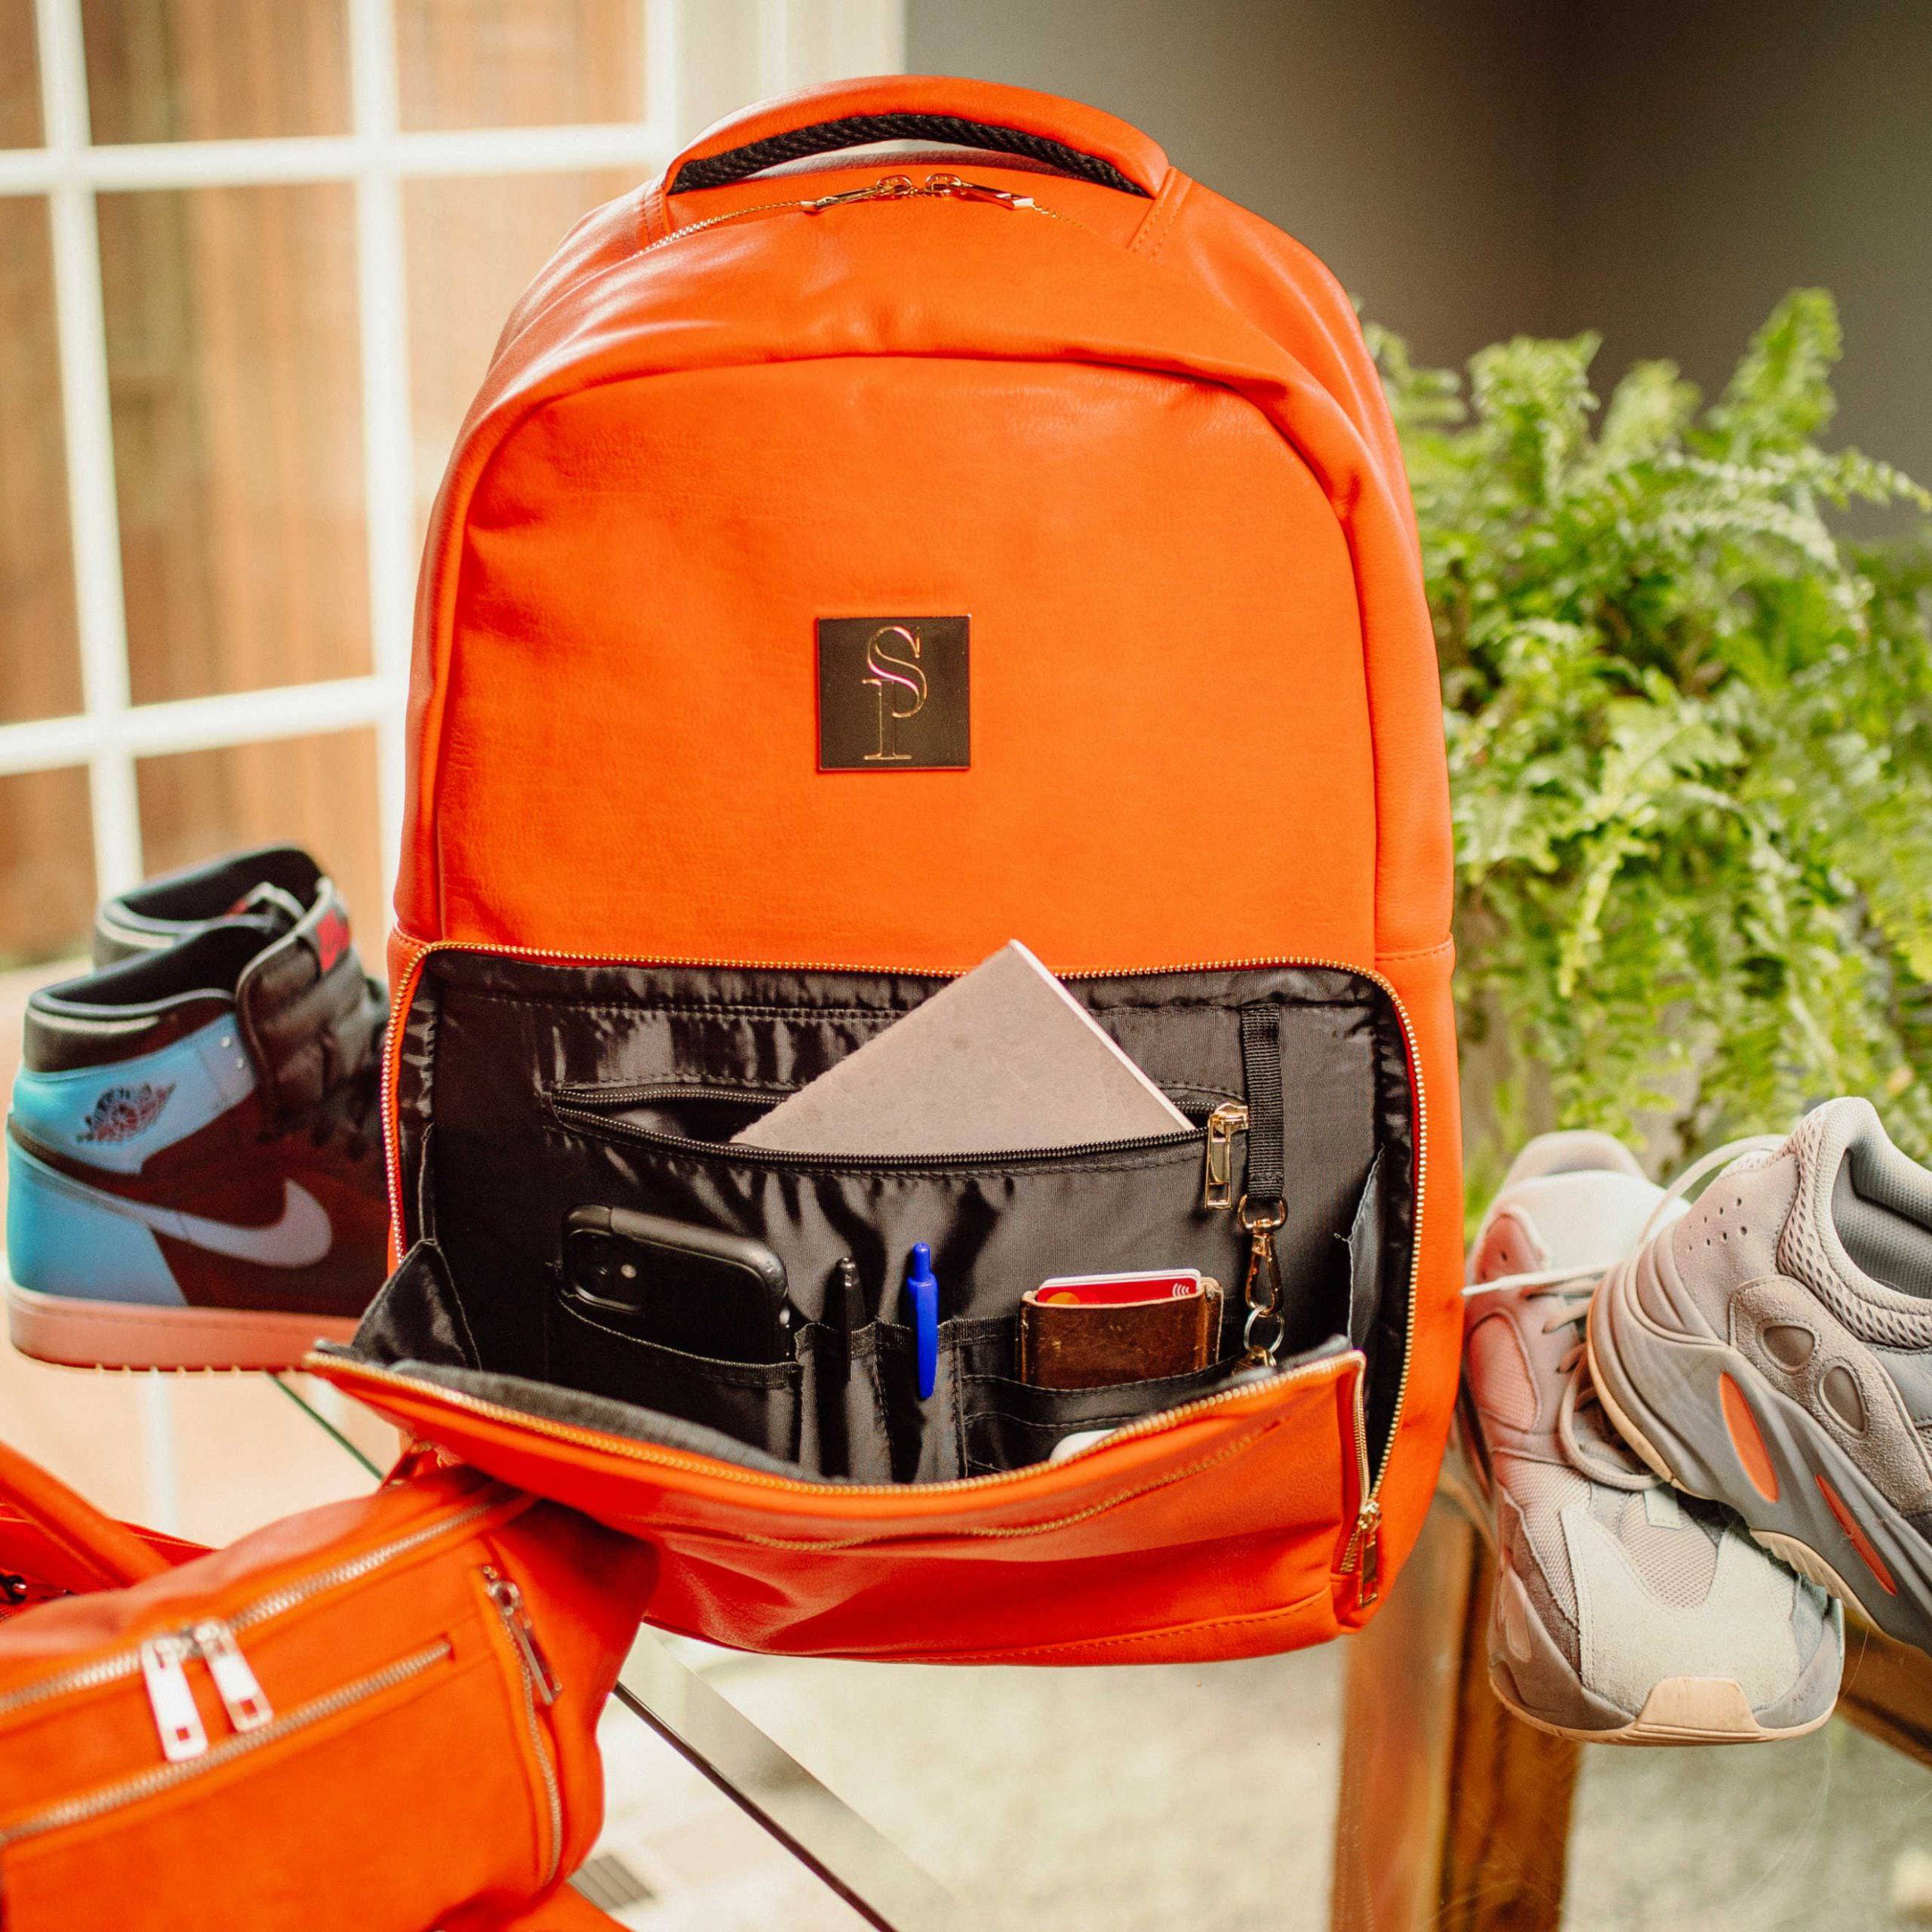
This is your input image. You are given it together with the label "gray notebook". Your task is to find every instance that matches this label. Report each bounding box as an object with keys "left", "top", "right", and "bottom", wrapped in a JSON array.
[{"left": 731, "top": 940, "right": 1190, "bottom": 1157}]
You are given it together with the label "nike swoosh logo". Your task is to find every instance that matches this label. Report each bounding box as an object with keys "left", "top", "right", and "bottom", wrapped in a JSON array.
[{"left": 17, "top": 1147, "right": 334, "bottom": 1269}]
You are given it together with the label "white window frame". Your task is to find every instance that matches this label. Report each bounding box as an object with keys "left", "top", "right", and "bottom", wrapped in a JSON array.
[
  {"left": 0, "top": 0, "right": 900, "bottom": 1532},
  {"left": 0, "top": 0, "right": 904, "bottom": 912}
]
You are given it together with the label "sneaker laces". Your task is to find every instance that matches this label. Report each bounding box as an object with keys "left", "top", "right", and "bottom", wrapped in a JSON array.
[{"left": 1465, "top": 1131, "right": 1786, "bottom": 1489}]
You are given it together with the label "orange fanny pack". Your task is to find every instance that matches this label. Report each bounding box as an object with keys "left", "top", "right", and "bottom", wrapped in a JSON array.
[
  {"left": 0, "top": 1441, "right": 652, "bottom": 1931},
  {"left": 306, "top": 75, "right": 1463, "bottom": 1666}
]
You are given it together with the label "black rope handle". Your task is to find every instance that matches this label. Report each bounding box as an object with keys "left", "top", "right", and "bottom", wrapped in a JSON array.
[{"left": 670, "top": 112, "right": 1150, "bottom": 197}]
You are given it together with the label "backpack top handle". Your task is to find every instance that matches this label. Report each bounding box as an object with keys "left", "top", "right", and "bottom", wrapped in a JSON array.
[{"left": 665, "top": 75, "right": 1170, "bottom": 200}]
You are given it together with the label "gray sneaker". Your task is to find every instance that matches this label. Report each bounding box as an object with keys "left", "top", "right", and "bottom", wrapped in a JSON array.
[
  {"left": 1591, "top": 1097, "right": 1932, "bottom": 1657},
  {"left": 1462, "top": 1131, "right": 1843, "bottom": 1742}
]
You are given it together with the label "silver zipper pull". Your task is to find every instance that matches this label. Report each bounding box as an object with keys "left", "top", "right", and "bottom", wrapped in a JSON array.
[
  {"left": 1202, "top": 1102, "right": 1250, "bottom": 1211},
  {"left": 192, "top": 1620, "right": 272, "bottom": 1733},
  {"left": 482, "top": 1567, "right": 561, "bottom": 1706},
  {"left": 140, "top": 1635, "right": 208, "bottom": 1761}
]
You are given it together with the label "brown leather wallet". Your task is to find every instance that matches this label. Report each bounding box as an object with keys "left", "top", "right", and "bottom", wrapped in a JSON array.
[{"left": 1017, "top": 1282, "right": 1222, "bottom": 1389}]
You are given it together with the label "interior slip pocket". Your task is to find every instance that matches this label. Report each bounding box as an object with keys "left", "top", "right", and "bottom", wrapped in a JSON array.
[
  {"left": 540, "top": 1075, "right": 1343, "bottom": 1479},
  {"left": 543, "top": 1081, "right": 1244, "bottom": 1342},
  {"left": 543, "top": 1287, "right": 803, "bottom": 1463},
  {"left": 961, "top": 1358, "right": 1248, "bottom": 1476}
]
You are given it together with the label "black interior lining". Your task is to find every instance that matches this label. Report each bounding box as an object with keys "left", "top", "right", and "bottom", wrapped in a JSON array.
[{"left": 367, "top": 954, "right": 1417, "bottom": 1485}]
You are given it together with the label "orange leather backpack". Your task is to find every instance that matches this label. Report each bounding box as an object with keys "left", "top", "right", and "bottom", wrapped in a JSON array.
[{"left": 309, "top": 75, "right": 1461, "bottom": 1665}]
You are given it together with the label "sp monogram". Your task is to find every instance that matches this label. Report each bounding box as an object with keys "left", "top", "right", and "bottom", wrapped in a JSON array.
[
  {"left": 815, "top": 616, "right": 970, "bottom": 771},
  {"left": 860, "top": 623, "right": 928, "bottom": 761}
]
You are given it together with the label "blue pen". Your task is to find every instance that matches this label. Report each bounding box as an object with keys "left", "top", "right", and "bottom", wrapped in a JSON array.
[{"left": 905, "top": 1242, "right": 940, "bottom": 1400}]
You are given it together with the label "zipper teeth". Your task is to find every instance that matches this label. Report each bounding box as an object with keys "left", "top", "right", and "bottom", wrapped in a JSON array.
[
  {"left": 500, "top": 1623, "right": 563, "bottom": 1885},
  {"left": 0, "top": 1498, "right": 498, "bottom": 1722},
  {"left": 552, "top": 1081, "right": 1201, "bottom": 1172},
  {"left": 506, "top": 175, "right": 1049, "bottom": 362},
  {"left": 633, "top": 193, "right": 855, "bottom": 257},
  {"left": 1367, "top": 978, "right": 1426, "bottom": 1509},
  {"left": 228, "top": 1497, "right": 500, "bottom": 1631},
  {"left": 0, "top": 1650, "right": 139, "bottom": 1721},
  {"left": 517, "top": 1656, "right": 562, "bottom": 1887},
  {"left": 0, "top": 1641, "right": 452, "bottom": 1849},
  {"left": 382, "top": 937, "right": 1426, "bottom": 1506},
  {"left": 479, "top": 1569, "right": 564, "bottom": 1885},
  {"left": 311, "top": 1345, "right": 1355, "bottom": 1500}
]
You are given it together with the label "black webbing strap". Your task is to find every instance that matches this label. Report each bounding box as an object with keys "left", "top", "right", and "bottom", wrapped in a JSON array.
[{"left": 1239, "top": 1003, "right": 1285, "bottom": 1205}]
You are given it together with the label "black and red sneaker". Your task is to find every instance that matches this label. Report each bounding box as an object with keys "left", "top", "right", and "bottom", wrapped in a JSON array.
[
  {"left": 91, "top": 844, "right": 341, "bottom": 968},
  {"left": 6, "top": 863, "right": 391, "bottom": 1370}
]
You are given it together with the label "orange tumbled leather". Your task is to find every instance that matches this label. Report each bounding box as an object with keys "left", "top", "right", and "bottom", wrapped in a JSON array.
[
  {"left": 0, "top": 1447, "right": 653, "bottom": 1930},
  {"left": 318, "top": 77, "right": 1460, "bottom": 1663}
]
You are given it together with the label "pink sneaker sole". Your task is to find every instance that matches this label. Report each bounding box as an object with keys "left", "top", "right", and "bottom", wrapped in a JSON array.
[{"left": 6, "top": 1281, "right": 359, "bottom": 1372}]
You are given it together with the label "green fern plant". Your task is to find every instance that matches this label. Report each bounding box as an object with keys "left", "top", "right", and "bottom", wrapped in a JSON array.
[{"left": 1370, "top": 292, "right": 1932, "bottom": 1206}]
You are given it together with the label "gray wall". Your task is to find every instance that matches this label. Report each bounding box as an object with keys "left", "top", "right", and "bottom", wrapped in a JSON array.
[
  {"left": 1557, "top": 2, "right": 1932, "bottom": 494},
  {"left": 907, "top": 0, "right": 1564, "bottom": 367},
  {"left": 907, "top": 1, "right": 1932, "bottom": 485}
]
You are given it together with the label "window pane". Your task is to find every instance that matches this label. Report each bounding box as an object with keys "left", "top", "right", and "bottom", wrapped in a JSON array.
[
  {"left": 404, "top": 168, "right": 634, "bottom": 533},
  {"left": 0, "top": 0, "right": 41, "bottom": 147},
  {"left": 99, "top": 184, "right": 370, "bottom": 706},
  {"left": 0, "top": 765, "right": 96, "bottom": 964},
  {"left": 136, "top": 727, "right": 386, "bottom": 943},
  {"left": 82, "top": 0, "right": 349, "bottom": 143},
  {"left": 0, "top": 198, "right": 81, "bottom": 725},
  {"left": 395, "top": 0, "right": 649, "bottom": 132},
  {"left": 677, "top": 4, "right": 761, "bottom": 139}
]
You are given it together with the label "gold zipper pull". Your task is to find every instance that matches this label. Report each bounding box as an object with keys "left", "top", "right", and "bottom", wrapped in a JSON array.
[
  {"left": 193, "top": 1620, "right": 272, "bottom": 1733},
  {"left": 1238, "top": 1195, "right": 1287, "bottom": 1364},
  {"left": 1202, "top": 1101, "right": 1250, "bottom": 1211},
  {"left": 1340, "top": 1500, "right": 1383, "bottom": 1607},
  {"left": 921, "top": 172, "right": 1041, "bottom": 211},
  {"left": 483, "top": 1567, "right": 561, "bottom": 1706},
  {"left": 805, "top": 174, "right": 915, "bottom": 213},
  {"left": 140, "top": 1635, "right": 208, "bottom": 1762}
]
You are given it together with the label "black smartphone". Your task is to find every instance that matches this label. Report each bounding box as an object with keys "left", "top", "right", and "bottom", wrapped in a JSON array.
[{"left": 559, "top": 1207, "right": 793, "bottom": 1363}]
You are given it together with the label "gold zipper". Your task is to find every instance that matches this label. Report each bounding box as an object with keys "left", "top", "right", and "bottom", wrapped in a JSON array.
[
  {"left": 481, "top": 1566, "right": 563, "bottom": 1886},
  {"left": 1202, "top": 1100, "right": 1248, "bottom": 1210},
  {"left": 374, "top": 938, "right": 1426, "bottom": 1591},
  {"left": 311, "top": 1342, "right": 1351, "bottom": 1506},
  {"left": 0, "top": 1642, "right": 452, "bottom": 1850},
  {"left": 496, "top": 166, "right": 1068, "bottom": 382},
  {"left": 0, "top": 1497, "right": 500, "bottom": 1731},
  {"left": 635, "top": 171, "right": 1056, "bottom": 263}
]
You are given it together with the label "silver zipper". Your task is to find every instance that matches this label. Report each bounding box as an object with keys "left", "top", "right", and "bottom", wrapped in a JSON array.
[
  {"left": 481, "top": 1566, "right": 563, "bottom": 1885},
  {"left": 229, "top": 1497, "right": 500, "bottom": 1631},
  {"left": 0, "top": 1643, "right": 452, "bottom": 1850}
]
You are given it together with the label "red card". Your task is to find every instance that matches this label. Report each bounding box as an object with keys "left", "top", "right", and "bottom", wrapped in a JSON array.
[{"left": 1030, "top": 1269, "right": 1202, "bottom": 1308}]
